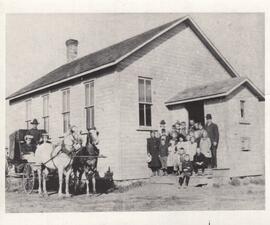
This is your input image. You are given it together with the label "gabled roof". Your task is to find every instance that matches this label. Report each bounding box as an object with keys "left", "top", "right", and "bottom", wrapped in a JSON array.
[
  {"left": 7, "top": 15, "right": 241, "bottom": 101},
  {"left": 165, "top": 77, "right": 265, "bottom": 106}
]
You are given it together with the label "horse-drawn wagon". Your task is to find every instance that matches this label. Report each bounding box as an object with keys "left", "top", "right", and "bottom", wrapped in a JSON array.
[
  {"left": 5, "top": 129, "right": 46, "bottom": 194},
  {"left": 6, "top": 128, "right": 114, "bottom": 197}
]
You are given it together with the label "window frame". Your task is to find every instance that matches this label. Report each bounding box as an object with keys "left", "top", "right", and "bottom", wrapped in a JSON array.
[
  {"left": 240, "top": 137, "right": 251, "bottom": 151},
  {"left": 25, "top": 99, "right": 32, "bottom": 129},
  {"left": 84, "top": 81, "right": 95, "bottom": 130},
  {"left": 42, "top": 94, "right": 50, "bottom": 132},
  {"left": 62, "top": 88, "right": 70, "bottom": 133},
  {"left": 138, "top": 77, "right": 152, "bottom": 128},
  {"left": 240, "top": 100, "right": 245, "bottom": 119}
]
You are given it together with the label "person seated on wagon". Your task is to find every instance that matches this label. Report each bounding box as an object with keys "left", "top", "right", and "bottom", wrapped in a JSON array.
[
  {"left": 26, "top": 118, "right": 42, "bottom": 148},
  {"left": 21, "top": 135, "right": 36, "bottom": 162},
  {"left": 39, "top": 133, "right": 52, "bottom": 145}
]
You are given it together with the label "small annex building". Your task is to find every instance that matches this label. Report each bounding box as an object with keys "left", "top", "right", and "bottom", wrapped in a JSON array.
[{"left": 6, "top": 16, "right": 265, "bottom": 180}]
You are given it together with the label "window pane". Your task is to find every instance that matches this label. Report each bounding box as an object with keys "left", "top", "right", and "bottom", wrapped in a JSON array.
[
  {"left": 86, "top": 107, "right": 94, "bottom": 130},
  {"left": 63, "top": 113, "right": 70, "bottom": 133},
  {"left": 63, "top": 91, "right": 66, "bottom": 112},
  {"left": 145, "top": 80, "right": 152, "bottom": 103},
  {"left": 138, "top": 79, "right": 145, "bottom": 102},
  {"left": 26, "top": 100, "right": 31, "bottom": 121},
  {"left": 145, "top": 104, "right": 152, "bottom": 126},
  {"left": 240, "top": 101, "right": 245, "bottom": 118},
  {"left": 85, "top": 84, "right": 90, "bottom": 106},
  {"left": 67, "top": 90, "right": 70, "bottom": 111},
  {"left": 44, "top": 117, "right": 49, "bottom": 133},
  {"left": 139, "top": 104, "right": 145, "bottom": 126},
  {"left": 90, "top": 82, "right": 94, "bottom": 106},
  {"left": 43, "top": 96, "right": 49, "bottom": 117}
]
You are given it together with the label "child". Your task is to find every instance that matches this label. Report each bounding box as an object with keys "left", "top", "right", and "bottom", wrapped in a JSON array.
[
  {"left": 174, "top": 146, "right": 186, "bottom": 175},
  {"left": 159, "top": 136, "right": 168, "bottom": 176},
  {"left": 176, "top": 136, "right": 188, "bottom": 151},
  {"left": 199, "top": 130, "right": 212, "bottom": 168},
  {"left": 193, "top": 147, "right": 206, "bottom": 175},
  {"left": 167, "top": 139, "right": 177, "bottom": 174},
  {"left": 186, "top": 136, "right": 197, "bottom": 161},
  {"left": 179, "top": 154, "right": 193, "bottom": 188}
]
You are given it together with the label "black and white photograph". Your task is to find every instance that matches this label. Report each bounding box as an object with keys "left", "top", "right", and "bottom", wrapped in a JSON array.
[{"left": 3, "top": 12, "right": 266, "bottom": 213}]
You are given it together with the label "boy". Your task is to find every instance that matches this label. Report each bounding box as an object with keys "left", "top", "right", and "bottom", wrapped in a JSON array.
[
  {"left": 174, "top": 146, "right": 185, "bottom": 175},
  {"left": 193, "top": 147, "right": 206, "bottom": 175},
  {"left": 179, "top": 154, "right": 193, "bottom": 188},
  {"left": 159, "top": 136, "right": 169, "bottom": 175}
]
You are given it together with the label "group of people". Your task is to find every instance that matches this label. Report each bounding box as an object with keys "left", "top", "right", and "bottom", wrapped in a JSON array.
[{"left": 147, "top": 114, "right": 219, "bottom": 187}]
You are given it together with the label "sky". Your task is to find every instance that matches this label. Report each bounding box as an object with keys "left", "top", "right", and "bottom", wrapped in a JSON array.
[{"left": 6, "top": 13, "right": 265, "bottom": 96}]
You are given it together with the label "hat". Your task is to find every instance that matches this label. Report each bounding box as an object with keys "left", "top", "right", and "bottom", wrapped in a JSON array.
[
  {"left": 24, "top": 135, "right": 33, "bottom": 141},
  {"left": 160, "top": 120, "right": 166, "bottom": 125},
  {"left": 206, "top": 114, "right": 212, "bottom": 119},
  {"left": 175, "top": 120, "right": 181, "bottom": 125},
  {"left": 42, "top": 133, "right": 51, "bottom": 139},
  {"left": 30, "top": 118, "right": 39, "bottom": 125}
]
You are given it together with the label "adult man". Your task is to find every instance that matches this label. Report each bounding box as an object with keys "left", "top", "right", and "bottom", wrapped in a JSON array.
[
  {"left": 26, "top": 119, "right": 42, "bottom": 148},
  {"left": 189, "top": 119, "right": 195, "bottom": 132},
  {"left": 193, "top": 147, "right": 206, "bottom": 175},
  {"left": 205, "top": 114, "right": 219, "bottom": 168}
]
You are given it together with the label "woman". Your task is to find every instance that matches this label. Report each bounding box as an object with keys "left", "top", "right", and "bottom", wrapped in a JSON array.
[{"left": 147, "top": 131, "right": 161, "bottom": 176}]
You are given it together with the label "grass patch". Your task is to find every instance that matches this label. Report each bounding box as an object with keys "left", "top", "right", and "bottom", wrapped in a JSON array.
[
  {"left": 250, "top": 177, "right": 265, "bottom": 185},
  {"left": 114, "top": 180, "right": 145, "bottom": 193},
  {"left": 229, "top": 178, "right": 241, "bottom": 186},
  {"left": 213, "top": 183, "right": 220, "bottom": 188}
]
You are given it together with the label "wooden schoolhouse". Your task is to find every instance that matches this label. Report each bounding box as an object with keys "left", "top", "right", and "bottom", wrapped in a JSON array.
[{"left": 6, "top": 16, "right": 265, "bottom": 180}]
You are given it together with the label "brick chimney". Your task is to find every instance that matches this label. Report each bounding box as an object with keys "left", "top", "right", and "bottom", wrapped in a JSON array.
[{"left": 65, "top": 39, "right": 78, "bottom": 63}]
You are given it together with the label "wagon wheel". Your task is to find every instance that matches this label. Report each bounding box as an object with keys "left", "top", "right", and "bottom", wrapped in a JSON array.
[{"left": 22, "top": 164, "right": 35, "bottom": 194}]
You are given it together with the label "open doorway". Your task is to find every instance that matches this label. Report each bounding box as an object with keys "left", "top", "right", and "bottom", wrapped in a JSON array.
[{"left": 185, "top": 101, "right": 205, "bottom": 126}]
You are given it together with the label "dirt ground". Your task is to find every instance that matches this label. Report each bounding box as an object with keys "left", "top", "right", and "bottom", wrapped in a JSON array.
[{"left": 5, "top": 176, "right": 264, "bottom": 212}]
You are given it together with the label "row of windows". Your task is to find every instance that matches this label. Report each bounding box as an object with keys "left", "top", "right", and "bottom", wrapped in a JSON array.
[
  {"left": 25, "top": 77, "right": 247, "bottom": 133},
  {"left": 25, "top": 81, "right": 95, "bottom": 133}
]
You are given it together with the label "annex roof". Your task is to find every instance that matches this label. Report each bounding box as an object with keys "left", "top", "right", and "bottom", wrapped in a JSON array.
[
  {"left": 165, "top": 77, "right": 265, "bottom": 106},
  {"left": 7, "top": 15, "right": 242, "bottom": 101}
]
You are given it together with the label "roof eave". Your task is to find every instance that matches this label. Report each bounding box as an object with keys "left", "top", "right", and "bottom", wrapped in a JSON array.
[
  {"left": 165, "top": 92, "right": 227, "bottom": 106},
  {"left": 165, "top": 78, "right": 265, "bottom": 106}
]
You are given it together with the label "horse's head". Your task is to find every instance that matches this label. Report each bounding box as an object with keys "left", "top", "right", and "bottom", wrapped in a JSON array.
[{"left": 86, "top": 128, "right": 99, "bottom": 146}]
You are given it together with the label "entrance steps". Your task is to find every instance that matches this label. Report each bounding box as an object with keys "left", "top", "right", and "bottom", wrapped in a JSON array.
[{"left": 148, "top": 168, "right": 230, "bottom": 187}]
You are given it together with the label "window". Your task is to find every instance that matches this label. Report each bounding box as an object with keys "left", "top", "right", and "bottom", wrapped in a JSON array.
[
  {"left": 85, "top": 81, "right": 94, "bottom": 130},
  {"left": 43, "top": 95, "right": 49, "bottom": 132},
  {"left": 62, "top": 89, "right": 70, "bottom": 133},
  {"left": 25, "top": 99, "right": 32, "bottom": 129},
  {"left": 240, "top": 137, "right": 251, "bottom": 151},
  {"left": 138, "top": 78, "right": 152, "bottom": 126},
  {"left": 240, "top": 100, "right": 245, "bottom": 119}
]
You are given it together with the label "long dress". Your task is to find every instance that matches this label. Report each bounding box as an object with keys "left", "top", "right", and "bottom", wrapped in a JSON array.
[
  {"left": 167, "top": 145, "right": 175, "bottom": 167},
  {"left": 147, "top": 138, "right": 161, "bottom": 169}
]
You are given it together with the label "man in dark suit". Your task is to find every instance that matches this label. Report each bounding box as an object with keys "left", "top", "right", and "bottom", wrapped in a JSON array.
[
  {"left": 205, "top": 114, "right": 219, "bottom": 168},
  {"left": 26, "top": 119, "right": 42, "bottom": 148}
]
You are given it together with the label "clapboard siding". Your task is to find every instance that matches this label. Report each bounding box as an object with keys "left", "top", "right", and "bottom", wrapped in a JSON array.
[
  {"left": 117, "top": 24, "right": 233, "bottom": 179},
  {"left": 226, "top": 87, "right": 264, "bottom": 176}
]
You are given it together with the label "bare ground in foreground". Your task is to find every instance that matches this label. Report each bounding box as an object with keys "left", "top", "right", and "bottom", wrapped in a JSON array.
[{"left": 5, "top": 176, "right": 264, "bottom": 212}]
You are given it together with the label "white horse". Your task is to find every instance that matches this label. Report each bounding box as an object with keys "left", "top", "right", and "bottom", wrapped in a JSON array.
[{"left": 35, "top": 128, "right": 82, "bottom": 197}]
